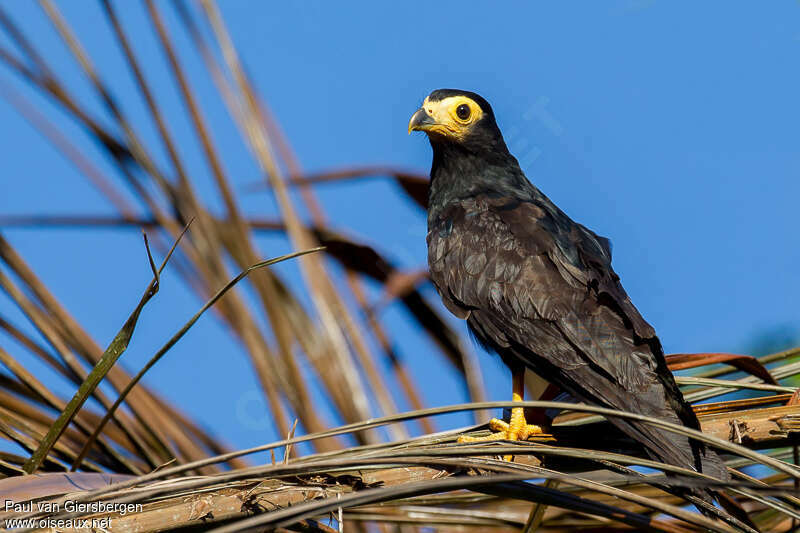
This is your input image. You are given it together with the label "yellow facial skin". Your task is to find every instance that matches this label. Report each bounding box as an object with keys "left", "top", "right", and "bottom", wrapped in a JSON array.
[{"left": 408, "top": 95, "right": 485, "bottom": 140}]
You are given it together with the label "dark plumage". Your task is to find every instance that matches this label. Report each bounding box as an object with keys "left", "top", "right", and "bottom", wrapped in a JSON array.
[{"left": 409, "top": 89, "right": 744, "bottom": 523}]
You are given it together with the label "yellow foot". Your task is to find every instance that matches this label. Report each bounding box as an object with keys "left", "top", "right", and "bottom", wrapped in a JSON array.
[{"left": 457, "top": 406, "right": 544, "bottom": 461}]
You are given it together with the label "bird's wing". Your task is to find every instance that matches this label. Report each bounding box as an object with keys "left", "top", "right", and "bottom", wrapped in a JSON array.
[
  {"left": 428, "top": 193, "right": 659, "bottom": 390},
  {"left": 427, "top": 193, "right": 719, "bottom": 476}
]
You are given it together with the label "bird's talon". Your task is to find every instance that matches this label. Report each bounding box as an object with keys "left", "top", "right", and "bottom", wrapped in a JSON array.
[
  {"left": 457, "top": 407, "right": 546, "bottom": 460},
  {"left": 488, "top": 418, "right": 509, "bottom": 432},
  {"left": 457, "top": 432, "right": 507, "bottom": 443},
  {"left": 518, "top": 423, "right": 544, "bottom": 440}
]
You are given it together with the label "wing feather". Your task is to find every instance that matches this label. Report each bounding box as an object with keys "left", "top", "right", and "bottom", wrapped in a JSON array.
[{"left": 427, "top": 193, "right": 725, "bottom": 480}]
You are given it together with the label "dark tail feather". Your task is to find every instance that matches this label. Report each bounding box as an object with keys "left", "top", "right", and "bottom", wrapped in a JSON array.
[
  {"left": 717, "top": 492, "right": 760, "bottom": 533},
  {"left": 684, "top": 490, "right": 759, "bottom": 533},
  {"left": 620, "top": 421, "right": 759, "bottom": 531},
  {"left": 672, "top": 448, "right": 759, "bottom": 532},
  {"left": 688, "top": 425, "right": 759, "bottom": 530}
]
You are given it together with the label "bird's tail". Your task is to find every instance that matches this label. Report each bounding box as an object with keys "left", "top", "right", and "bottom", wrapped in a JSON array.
[
  {"left": 679, "top": 449, "right": 758, "bottom": 532},
  {"left": 598, "top": 398, "right": 759, "bottom": 531},
  {"left": 636, "top": 437, "right": 759, "bottom": 532},
  {"left": 632, "top": 419, "right": 760, "bottom": 532}
]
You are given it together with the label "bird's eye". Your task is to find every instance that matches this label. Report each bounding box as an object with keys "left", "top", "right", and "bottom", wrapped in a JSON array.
[{"left": 456, "top": 104, "right": 471, "bottom": 121}]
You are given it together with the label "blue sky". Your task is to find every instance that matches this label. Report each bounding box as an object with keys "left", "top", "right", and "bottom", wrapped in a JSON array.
[{"left": 1, "top": 2, "right": 799, "bottom": 454}]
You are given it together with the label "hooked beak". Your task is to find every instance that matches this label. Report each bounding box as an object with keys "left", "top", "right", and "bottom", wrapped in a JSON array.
[{"left": 408, "top": 107, "right": 436, "bottom": 134}]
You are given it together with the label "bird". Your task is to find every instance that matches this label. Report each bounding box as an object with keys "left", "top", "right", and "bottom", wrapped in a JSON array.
[{"left": 408, "top": 88, "right": 751, "bottom": 527}]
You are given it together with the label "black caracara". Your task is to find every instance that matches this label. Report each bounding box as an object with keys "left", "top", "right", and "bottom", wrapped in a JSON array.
[{"left": 409, "top": 89, "right": 750, "bottom": 527}]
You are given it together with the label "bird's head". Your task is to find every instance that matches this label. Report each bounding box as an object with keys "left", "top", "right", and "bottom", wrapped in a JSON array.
[{"left": 408, "top": 89, "right": 506, "bottom": 154}]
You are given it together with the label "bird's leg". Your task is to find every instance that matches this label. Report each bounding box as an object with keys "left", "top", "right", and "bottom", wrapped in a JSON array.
[{"left": 458, "top": 367, "right": 544, "bottom": 460}]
